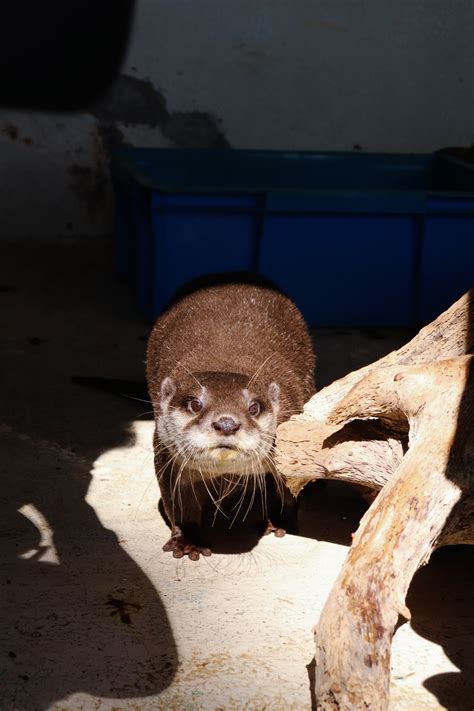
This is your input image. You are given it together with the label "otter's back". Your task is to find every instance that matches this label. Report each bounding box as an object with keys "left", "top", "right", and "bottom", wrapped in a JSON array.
[{"left": 147, "top": 283, "right": 315, "bottom": 403}]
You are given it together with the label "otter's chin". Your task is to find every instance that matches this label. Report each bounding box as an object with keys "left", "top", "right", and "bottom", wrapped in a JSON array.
[{"left": 210, "top": 447, "right": 239, "bottom": 464}]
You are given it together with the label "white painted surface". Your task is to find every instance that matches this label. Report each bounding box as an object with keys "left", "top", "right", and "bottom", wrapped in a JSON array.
[
  {"left": 0, "top": 0, "right": 473, "bottom": 238},
  {"left": 129, "top": 0, "right": 474, "bottom": 153}
]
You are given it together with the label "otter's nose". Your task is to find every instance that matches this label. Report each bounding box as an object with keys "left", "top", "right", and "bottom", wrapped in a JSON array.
[{"left": 212, "top": 416, "right": 241, "bottom": 435}]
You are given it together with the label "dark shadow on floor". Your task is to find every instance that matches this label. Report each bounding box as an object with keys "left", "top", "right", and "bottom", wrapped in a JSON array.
[
  {"left": 298, "top": 481, "right": 369, "bottom": 546},
  {"left": 421, "top": 288, "right": 474, "bottom": 711},
  {"left": 406, "top": 545, "right": 474, "bottom": 711},
  {"left": 0, "top": 240, "right": 177, "bottom": 711}
]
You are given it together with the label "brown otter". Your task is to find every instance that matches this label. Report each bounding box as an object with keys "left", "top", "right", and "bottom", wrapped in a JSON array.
[{"left": 146, "top": 282, "right": 315, "bottom": 560}]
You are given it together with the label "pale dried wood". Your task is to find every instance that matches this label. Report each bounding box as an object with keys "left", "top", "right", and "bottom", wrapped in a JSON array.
[
  {"left": 273, "top": 291, "right": 474, "bottom": 710},
  {"left": 276, "top": 289, "right": 474, "bottom": 495},
  {"left": 313, "top": 356, "right": 474, "bottom": 710},
  {"left": 304, "top": 289, "right": 474, "bottom": 423},
  {"left": 277, "top": 419, "right": 404, "bottom": 497}
]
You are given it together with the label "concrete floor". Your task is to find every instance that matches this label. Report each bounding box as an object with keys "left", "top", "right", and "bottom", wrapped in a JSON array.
[{"left": 0, "top": 239, "right": 472, "bottom": 711}]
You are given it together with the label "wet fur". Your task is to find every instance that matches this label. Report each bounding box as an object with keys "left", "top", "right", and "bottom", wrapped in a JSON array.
[{"left": 146, "top": 283, "right": 315, "bottom": 555}]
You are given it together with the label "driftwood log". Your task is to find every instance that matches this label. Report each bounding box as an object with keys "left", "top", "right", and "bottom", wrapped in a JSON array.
[{"left": 275, "top": 290, "right": 474, "bottom": 710}]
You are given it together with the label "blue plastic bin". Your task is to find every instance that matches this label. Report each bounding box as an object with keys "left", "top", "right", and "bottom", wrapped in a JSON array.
[{"left": 110, "top": 149, "right": 474, "bottom": 327}]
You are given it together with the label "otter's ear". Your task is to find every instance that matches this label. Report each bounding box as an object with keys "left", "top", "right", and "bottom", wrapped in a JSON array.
[
  {"left": 268, "top": 382, "right": 280, "bottom": 406},
  {"left": 160, "top": 377, "right": 176, "bottom": 406}
]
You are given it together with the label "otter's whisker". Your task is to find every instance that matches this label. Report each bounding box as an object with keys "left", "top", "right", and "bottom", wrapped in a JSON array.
[
  {"left": 230, "top": 468, "right": 251, "bottom": 528},
  {"left": 199, "top": 467, "right": 228, "bottom": 517},
  {"left": 242, "top": 467, "right": 258, "bottom": 522},
  {"left": 246, "top": 353, "right": 275, "bottom": 390}
]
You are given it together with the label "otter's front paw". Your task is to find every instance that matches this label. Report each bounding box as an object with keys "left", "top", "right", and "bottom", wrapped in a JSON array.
[
  {"left": 162, "top": 526, "right": 212, "bottom": 561},
  {"left": 264, "top": 520, "right": 286, "bottom": 538}
]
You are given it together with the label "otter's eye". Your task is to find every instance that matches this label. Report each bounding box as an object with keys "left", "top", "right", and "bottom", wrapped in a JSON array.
[
  {"left": 186, "top": 397, "right": 203, "bottom": 414},
  {"left": 248, "top": 400, "right": 261, "bottom": 417}
]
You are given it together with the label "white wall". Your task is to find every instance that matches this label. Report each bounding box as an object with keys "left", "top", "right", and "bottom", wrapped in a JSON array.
[{"left": 1, "top": 0, "right": 473, "bottom": 238}]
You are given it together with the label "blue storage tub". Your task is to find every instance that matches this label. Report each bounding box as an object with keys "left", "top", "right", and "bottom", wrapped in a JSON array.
[{"left": 110, "top": 149, "right": 474, "bottom": 327}]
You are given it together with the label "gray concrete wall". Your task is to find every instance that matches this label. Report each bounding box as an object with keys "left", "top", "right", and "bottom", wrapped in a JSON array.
[{"left": 1, "top": 0, "right": 473, "bottom": 238}]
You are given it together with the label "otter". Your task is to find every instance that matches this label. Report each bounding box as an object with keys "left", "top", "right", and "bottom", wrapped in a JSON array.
[{"left": 146, "top": 282, "right": 315, "bottom": 560}]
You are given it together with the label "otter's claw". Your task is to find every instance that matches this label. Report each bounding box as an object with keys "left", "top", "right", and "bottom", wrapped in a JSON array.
[
  {"left": 264, "top": 520, "right": 286, "bottom": 538},
  {"left": 163, "top": 528, "right": 212, "bottom": 561}
]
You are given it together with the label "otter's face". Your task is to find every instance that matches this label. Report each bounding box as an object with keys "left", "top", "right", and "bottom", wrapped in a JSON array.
[{"left": 155, "top": 372, "right": 280, "bottom": 477}]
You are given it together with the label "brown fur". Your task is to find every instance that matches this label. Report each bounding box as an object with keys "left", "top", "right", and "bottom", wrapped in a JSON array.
[{"left": 146, "top": 283, "right": 315, "bottom": 558}]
